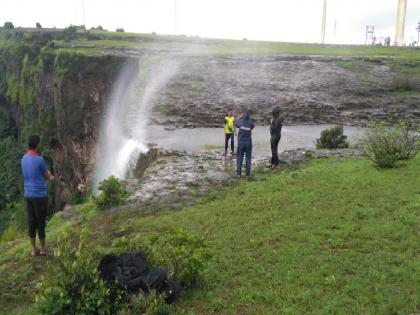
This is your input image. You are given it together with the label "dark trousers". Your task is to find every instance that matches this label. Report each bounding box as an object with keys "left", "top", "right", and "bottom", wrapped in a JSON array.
[
  {"left": 225, "top": 133, "right": 234, "bottom": 154},
  {"left": 271, "top": 135, "right": 281, "bottom": 166},
  {"left": 25, "top": 197, "right": 48, "bottom": 239},
  {"left": 237, "top": 141, "right": 252, "bottom": 176}
]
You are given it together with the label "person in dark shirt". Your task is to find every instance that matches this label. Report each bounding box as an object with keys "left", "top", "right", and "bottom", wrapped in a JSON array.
[
  {"left": 21, "top": 135, "right": 54, "bottom": 256},
  {"left": 236, "top": 111, "right": 255, "bottom": 177},
  {"left": 270, "top": 107, "right": 283, "bottom": 167}
]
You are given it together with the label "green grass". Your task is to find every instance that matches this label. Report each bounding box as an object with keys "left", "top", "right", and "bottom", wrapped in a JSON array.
[
  {"left": 3, "top": 27, "right": 420, "bottom": 59},
  {"left": 76, "top": 36, "right": 420, "bottom": 57},
  {"left": 1, "top": 156, "right": 419, "bottom": 314}
]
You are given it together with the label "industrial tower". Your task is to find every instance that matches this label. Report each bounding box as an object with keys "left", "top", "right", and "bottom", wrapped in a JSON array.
[
  {"left": 321, "top": 0, "right": 327, "bottom": 43},
  {"left": 395, "top": 0, "right": 407, "bottom": 46}
]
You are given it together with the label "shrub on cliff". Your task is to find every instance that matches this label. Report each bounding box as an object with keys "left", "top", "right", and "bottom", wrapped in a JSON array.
[
  {"left": 360, "top": 121, "right": 419, "bottom": 168},
  {"left": 315, "top": 126, "right": 349, "bottom": 149},
  {"left": 63, "top": 25, "right": 77, "bottom": 42},
  {"left": 3, "top": 22, "right": 14, "bottom": 29},
  {"left": 94, "top": 176, "right": 128, "bottom": 210},
  {"left": 0, "top": 137, "right": 23, "bottom": 232}
]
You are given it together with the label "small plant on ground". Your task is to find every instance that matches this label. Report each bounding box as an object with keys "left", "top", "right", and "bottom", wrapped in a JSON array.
[
  {"left": 360, "top": 121, "right": 419, "bottom": 168},
  {"left": 35, "top": 232, "right": 123, "bottom": 314},
  {"left": 119, "top": 292, "right": 172, "bottom": 315},
  {"left": 315, "top": 126, "right": 349, "bottom": 149},
  {"left": 144, "top": 228, "right": 212, "bottom": 288},
  {"left": 0, "top": 200, "right": 27, "bottom": 243},
  {"left": 94, "top": 176, "right": 128, "bottom": 210}
]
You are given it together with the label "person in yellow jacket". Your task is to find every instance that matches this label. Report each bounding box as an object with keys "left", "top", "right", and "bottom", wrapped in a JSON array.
[{"left": 224, "top": 111, "right": 236, "bottom": 156}]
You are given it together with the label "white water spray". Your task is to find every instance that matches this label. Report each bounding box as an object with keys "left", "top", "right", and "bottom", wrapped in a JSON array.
[{"left": 93, "top": 55, "right": 179, "bottom": 189}]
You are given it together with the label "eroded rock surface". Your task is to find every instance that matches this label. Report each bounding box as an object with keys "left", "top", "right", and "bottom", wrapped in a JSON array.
[{"left": 122, "top": 148, "right": 364, "bottom": 211}]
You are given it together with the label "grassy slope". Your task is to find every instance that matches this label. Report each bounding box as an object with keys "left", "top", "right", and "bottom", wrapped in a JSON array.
[
  {"left": 3, "top": 28, "right": 420, "bottom": 58},
  {"left": 75, "top": 37, "right": 420, "bottom": 58},
  {"left": 1, "top": 156, "right": 419, "bottom": 314}
]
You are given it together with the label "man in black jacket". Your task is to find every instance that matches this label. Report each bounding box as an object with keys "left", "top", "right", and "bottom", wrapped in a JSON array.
[{"left": 270, "top": 107, "right": 283, "bottom": 167}]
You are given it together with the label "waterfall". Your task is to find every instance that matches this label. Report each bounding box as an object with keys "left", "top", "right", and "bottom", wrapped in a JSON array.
[{"left": 93, "top": 54, "right": 179, "bottom": 190}]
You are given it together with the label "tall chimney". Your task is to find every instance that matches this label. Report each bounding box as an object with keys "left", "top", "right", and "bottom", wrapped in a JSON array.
[
  {"left": 395, "top": 0, "right": 407, "bottom": 46},
  {"left": 321, "top": 0, "right": 327, "bottom": 43}
]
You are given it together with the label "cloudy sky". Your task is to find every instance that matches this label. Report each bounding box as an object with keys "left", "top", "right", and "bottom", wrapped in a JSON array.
[{"left": 2, "top": 0, "right": 420, "bottom": 44}]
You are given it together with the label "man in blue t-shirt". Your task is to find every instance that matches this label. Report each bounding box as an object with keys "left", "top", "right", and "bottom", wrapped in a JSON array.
[{"left": 21, "top": 135, "right": 54, "bottom": 256}]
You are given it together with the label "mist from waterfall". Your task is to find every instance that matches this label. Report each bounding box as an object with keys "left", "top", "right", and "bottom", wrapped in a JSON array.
[{"left": 93, "top": 54, "right": 179, "bottom": 190}]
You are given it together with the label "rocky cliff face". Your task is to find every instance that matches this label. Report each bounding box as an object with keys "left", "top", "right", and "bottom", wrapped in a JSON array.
[
  {"left": 47, "top": 54, "right": 134, "bottom": 209},
  {"left": 1, "top": 40, "right": 419, "bottom": 209},
  {"left": 0, "top": 42, "right": 129, "bottom": 209}
]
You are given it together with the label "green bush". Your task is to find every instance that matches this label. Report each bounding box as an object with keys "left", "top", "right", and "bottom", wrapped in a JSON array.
[
  {"left": 94, "top": 176, "right": 128, "bottom": 210},
  {"left": 69, "top": 188, "right": 91, "bottom": 205},
  {"left": 392, "top": 121, "right": 419, "bottom": 160},
  {"left": 315, "top": 126, "right": 349, "bottom": 149},
  {"left": 360, "top": 121, "right": 419, "bottom": 168},
  {"left": 0, "top": 200, "right": 27, "bottom": 243},
  {"left": 114, "top": 228, "right": 212, "bottom": 289},
  {"left": 35, "top": 232, "right": 122, "bottom": 315},
  {"left": 3, "top": 22, "right": 14, "bottom": 29},
  {"left": 119, "top": 292, "right": 172, "bottom": 315},
  {"left": 0, "top": 135, "right": 23, "bottom": 233},
  {"left": 63, "top": 25, "right": 78, "bottom": 42}
]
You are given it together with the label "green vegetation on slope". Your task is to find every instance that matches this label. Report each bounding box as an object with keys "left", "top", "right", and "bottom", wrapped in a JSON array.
[
  {"left": 2, "top": 27, "right": 420, "bottom": 58},
  {"left": 0, "top": 31, "right": 125, "bottom": 233},
  {"left": 0, "top": 156, "right": 419, "bottom": 314}
]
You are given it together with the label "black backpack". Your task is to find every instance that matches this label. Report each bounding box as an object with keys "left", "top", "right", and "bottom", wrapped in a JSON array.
[{"left": 98, "top": 251, "right": 182, "bottom": 304}]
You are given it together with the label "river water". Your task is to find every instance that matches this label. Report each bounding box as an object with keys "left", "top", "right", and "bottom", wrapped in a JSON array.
[{"left": 146, "top": 124, "right": 363, "bottom": 157}]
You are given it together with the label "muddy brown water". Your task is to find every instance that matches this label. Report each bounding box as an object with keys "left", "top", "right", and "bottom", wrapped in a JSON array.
[{"left": 146, "top": 125, "right": 363, "bottom": 157}]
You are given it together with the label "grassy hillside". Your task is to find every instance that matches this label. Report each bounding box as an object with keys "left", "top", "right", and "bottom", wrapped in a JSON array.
[
  {"left": 1, "top": 155, "right": 419, "bottom": 314},
  {"left": 2, "top": 27, "right": 420, "bottom": 58}
]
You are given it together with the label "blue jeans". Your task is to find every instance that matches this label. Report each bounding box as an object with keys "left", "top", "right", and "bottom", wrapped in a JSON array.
[{"left": 236, "top": 141, "right": 252, "bottom": 176}]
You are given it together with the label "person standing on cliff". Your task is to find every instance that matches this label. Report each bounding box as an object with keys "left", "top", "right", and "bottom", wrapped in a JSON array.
[
  {"left": 224, "top": 111, "right": 236, "bottom": 156},
  {"left": 21, "top": 135, "right": 54, "bottom": 256},
  {"left": 236, "top": 111, "right": 255, "bottom": 177},
  {"left": 270, "top": 107, "right": 283, "bottom": 167}
]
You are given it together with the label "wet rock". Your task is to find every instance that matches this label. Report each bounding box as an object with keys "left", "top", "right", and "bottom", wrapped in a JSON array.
[
  {"left": 133, "top": 146, "right": 159, "bottom": 178},
  {"left": 124, "top": 147, "right": 363, "bottom": 212}
]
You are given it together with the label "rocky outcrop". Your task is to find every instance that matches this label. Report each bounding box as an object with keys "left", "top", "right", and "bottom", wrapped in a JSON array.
[
  {"left": 122, "top": 148, "right": 364, "bottom": 212},
  {"left": 46, "top": 54, "right": 134, "bottom": 209},
  {"left": 133, "top": 146, "right": 159, "bottom": 179}
]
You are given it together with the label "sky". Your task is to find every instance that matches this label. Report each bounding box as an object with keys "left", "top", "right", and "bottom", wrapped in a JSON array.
[{"left": 1, "top": 0, "right": 420, "bottom": 45}]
